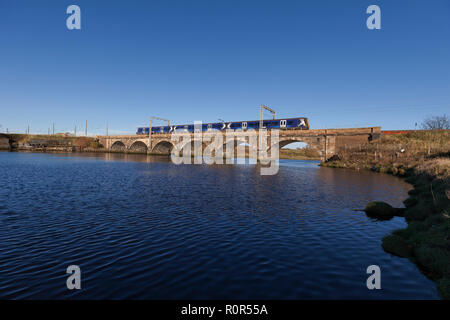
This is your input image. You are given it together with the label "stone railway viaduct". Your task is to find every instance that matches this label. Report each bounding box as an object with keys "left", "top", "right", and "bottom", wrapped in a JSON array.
[{"left": 97, "top": 127, "right": 381, "bottom": 161}]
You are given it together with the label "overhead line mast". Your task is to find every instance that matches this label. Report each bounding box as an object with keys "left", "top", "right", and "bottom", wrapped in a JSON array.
[
  {"left": 259, "top": 105, "right": 276, "bottom": 130},
  {"left": 149, "top": 116, "right": 170, "bottom": 150},
  {"left": 259, "top": 105, "right": 276, "bottom": 152}
]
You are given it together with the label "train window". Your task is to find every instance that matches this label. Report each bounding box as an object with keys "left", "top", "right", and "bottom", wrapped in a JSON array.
[
  {"left": 280, "top": 120, "right": 287, "bottom": 128},
  {"left": 207, "top": 124, "right": 212, "bottom": 131},
  {"left": 242, "top": 122, "right": 247, "bottom": 130}
]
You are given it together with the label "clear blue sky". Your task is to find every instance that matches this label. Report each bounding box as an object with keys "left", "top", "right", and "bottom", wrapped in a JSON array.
[{"left": 1, "top": 0, "right": 449, "bottom": 135}]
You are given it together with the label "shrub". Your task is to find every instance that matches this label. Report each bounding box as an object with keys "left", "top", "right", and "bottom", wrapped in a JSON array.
[
  {"left": 414, "top": 245, "right": 450, "bottom": 279},
  {"left": 437, "top": 278, "right": 450, "bottom": 300},
  {"left": 382, "top": 235, "right": 412, "bottom": 258},
  {"left": 365, "top": 201, "right": 396, "bottom": 218},
  {"left": 88, "top": 141, "right": 103, "bottom": 149}
]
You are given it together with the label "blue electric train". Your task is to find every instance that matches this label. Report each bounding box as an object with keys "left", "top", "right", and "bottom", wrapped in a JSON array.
[{"left": 136, "top": 117, "right": 309, "bottom": 135}]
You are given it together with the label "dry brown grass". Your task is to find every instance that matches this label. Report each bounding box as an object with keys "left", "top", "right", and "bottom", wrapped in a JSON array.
[
  {"left": 6, "top": 134, "right": 97, "bottom": 150},
  {"left": 416, "top": 158, "right": 450, "bottom": 179},
  {"left": 280, "top": 146, "right": 321, "bottom": 160},
  {"left": 324, "top": 131, "right": 450, "bottom": 175}
]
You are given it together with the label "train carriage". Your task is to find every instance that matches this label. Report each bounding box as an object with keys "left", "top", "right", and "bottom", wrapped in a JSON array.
[{"left": 137, "top": 117, "right": 309, "bottom": 135}]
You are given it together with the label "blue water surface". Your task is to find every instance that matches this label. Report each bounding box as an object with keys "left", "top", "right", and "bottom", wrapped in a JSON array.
[{"left": 0, "top": 152, "right": 439, "bottom": 299}]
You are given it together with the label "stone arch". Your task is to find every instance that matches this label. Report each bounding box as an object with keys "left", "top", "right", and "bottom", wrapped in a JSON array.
[
  {"left": 213, "top": 137, "right": 258, "bottom": 159},
  {"left": 268, "top": 138, "right": 323, "bottom": 157},
  {"left": 152, "top": 140, "right": 175, "bottom": 155},
  {"left": 278, "top": 139, "right": 315, "bottom": 149},
  {"left": 111, "top": 141, "right": 126, "bottom": 151},
  {"left": 233, "top": 138, "right": 258, "bottom": 158},
  {"left": 175, "top": 140, "right": 209, "bottom": 157},
  {"left": 129, "top": 141, "right": 148, "bottom": 153}
]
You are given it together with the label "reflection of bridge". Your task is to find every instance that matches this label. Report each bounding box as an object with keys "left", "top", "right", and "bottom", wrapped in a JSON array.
[{"left": 97, "top": 127, "right": 381, "bottom": 161}]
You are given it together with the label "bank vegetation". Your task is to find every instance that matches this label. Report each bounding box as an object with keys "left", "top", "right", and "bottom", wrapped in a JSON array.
[{"left": 321, "top": 131, "right": 450, "bottom": 299}]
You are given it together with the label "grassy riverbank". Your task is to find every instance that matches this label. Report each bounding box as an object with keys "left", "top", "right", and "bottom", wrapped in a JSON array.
[
  {"left": 321, "top": 131, "right": 450, "bottom": 299},
  {"left": 279, "top": 147, "right": 321, "bottom": 160},
  {"left": 4, "top": 134, "right": 97, "bottom": 152}
]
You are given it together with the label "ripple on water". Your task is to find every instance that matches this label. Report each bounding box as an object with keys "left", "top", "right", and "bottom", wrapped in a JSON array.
[{"left": 0, "top": 152, "right": 440, "bottom": 299}]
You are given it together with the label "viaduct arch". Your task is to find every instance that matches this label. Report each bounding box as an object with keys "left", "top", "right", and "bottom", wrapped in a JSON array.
[{"left": 98, "top": 127, "right": 381, "bottom": 160}]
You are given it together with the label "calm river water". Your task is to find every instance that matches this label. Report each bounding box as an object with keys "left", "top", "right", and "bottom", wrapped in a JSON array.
[{"left": 0, "top": 152, "right": 439, "bottom": 299}]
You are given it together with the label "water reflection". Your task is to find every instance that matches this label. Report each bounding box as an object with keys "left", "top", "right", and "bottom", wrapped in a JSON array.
[{"left": 63, "top": 152, "right": 172, "bottom": 163}]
